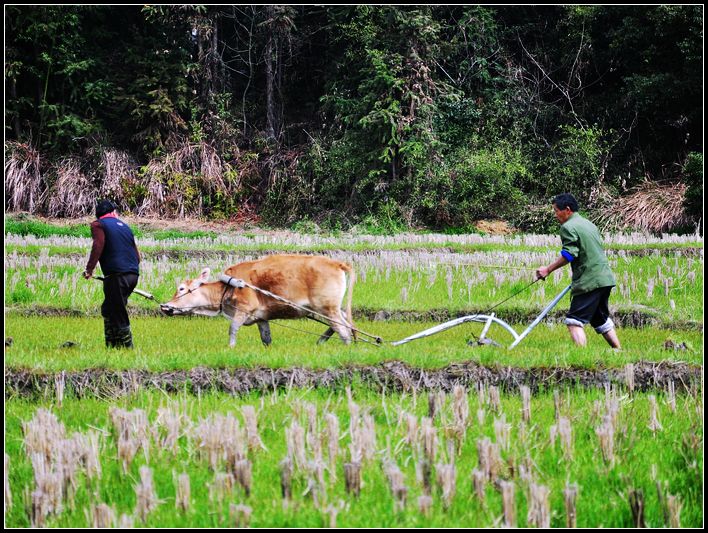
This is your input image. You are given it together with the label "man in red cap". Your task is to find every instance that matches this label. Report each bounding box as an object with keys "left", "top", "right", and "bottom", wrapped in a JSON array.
[{"left": 83, "top": 199, "right": 141, "bottom": 348}]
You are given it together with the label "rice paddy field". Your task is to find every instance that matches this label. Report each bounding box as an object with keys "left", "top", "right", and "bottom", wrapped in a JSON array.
[{"left": 3, "top": 218, "right": 704, "bottom": 528}]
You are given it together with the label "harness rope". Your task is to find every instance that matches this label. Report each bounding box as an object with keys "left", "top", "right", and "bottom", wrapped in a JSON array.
[
  {"left": 163, "top": 281, "right": 383, "bottom": 346},
  {"left": 220, "top": 275, "right": 383, "bottom": 344},
  {"left": 464, "top": 277, "right": 541, "bottom": 344},
  {"left": 149, "top": 273, "right": 542, "bottom": 346}
]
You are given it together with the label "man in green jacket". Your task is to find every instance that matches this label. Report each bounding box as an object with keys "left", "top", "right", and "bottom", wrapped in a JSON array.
[{"left": 536, "top": 193, "right": 621, "bottom": 349}]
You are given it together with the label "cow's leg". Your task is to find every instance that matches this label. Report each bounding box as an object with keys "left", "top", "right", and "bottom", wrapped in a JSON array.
[
  {"left": 229, "top": 312, "right": 248, "bottom": 348},
  {"left": 340, "top": 309, "right": 357, "bottom": 340},
  {"left": 326, "top": 308, "right": 352, "bottom": 345},
  {"left": 257, "top": 321, "right": 272, "bottom": 347},
  {"left": 317, "top": 327, "right": 335, "bottom": 344}
]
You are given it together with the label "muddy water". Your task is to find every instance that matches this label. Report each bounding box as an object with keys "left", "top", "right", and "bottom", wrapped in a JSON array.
[{"left": 5, "top": 360, "right": 701, "bottom": 399}]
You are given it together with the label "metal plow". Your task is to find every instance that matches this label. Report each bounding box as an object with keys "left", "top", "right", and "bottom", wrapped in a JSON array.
[{"left": 391, "top": 284, "right": 572, "bottom": 349}]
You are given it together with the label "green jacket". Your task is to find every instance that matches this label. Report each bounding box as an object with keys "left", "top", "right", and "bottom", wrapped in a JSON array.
[{"left": 559, "top": 213, "right": 616, "bottom": 295}]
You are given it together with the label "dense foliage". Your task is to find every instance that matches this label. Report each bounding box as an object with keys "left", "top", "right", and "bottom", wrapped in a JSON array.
[{"left": 5, "top": 5, "right": 703, "bottom": 231}]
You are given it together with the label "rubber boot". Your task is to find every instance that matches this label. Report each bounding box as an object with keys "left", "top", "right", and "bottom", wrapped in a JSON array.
[
  {"left": 114, "top": 325, "right": 134, "bottom": 349},
  {"left": 104, "top": 319, "right": 119, "bottom": 348}
]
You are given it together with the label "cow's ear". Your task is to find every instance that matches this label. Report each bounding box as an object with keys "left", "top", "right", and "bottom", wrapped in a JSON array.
[{"left": 197, "top": 267, "right": 210, "bottom": 284}]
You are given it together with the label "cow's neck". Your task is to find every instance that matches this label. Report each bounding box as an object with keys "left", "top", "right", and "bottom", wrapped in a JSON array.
[{"left": 192, "top": 281, "right": 228, "bottom": 317}]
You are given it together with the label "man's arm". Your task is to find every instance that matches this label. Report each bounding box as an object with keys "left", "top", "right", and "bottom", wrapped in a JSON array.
[
  {"left": 84, "top": 221, "right": 105, "bottom": 278},
  {"left": 536, "top": 255, "right": 569, "bottom": 280}
]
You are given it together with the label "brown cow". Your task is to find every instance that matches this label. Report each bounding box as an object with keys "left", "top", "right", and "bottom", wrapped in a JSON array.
[{"left": 160, "top": 254, "right": 356, "bottom": 347}]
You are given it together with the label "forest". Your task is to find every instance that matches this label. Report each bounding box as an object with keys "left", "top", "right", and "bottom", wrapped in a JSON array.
[{"left": 4, "top": 5, "right": 703, "bottom": 233}]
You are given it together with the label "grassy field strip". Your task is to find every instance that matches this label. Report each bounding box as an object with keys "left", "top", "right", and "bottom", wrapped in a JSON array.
[
  {"left": 4, "top": 386, "right": 702, "bottom": 527},
  {"left": 6, "top": 250, "right": 703, "bottom": 321},
  {"left": 5, "top": 232, "right": 703, "bottom": 250},
  {"left": 4, "top": 316, "right": 703, "bottom": 372},
  {"left": 4, "top": 243, "right": 704, "bottom": 260}
]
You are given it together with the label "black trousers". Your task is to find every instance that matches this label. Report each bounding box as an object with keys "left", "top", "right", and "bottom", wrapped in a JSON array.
[{"left": 101, "top": 272, "right": 139, "bottom": 329}]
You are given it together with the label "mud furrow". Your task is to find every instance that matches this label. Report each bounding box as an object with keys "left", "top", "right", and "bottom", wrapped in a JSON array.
[{"left": 5, "top": 360, "right": 701, "bottom": 400}]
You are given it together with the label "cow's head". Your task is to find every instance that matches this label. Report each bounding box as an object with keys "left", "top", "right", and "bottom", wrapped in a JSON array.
[{"left": 160, "top": 268, "right": 215, "bottom": 316}]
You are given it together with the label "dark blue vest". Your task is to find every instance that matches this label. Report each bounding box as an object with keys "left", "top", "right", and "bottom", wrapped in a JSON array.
[{"left": 99, "top": 217, "right": 140, "bottom": 275}]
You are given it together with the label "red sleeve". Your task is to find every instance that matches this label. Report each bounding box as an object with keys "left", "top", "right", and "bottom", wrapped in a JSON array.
[{"left": 85, "top": 221, "right": 105, "bottom": 274}]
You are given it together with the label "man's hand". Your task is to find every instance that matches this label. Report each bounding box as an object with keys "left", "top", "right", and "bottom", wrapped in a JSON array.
[
  {"left": 82, "top": 270, "right": 93, "bottom": 280},
  {"left": 536, "top": 266, "right": 550, "bottom": 280}
]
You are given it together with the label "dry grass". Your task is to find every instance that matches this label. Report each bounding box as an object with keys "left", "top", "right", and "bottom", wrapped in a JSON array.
[
  {"left": 598, "top": 180, "right": 692, "bottom": 233},
  {"left": 136, "top": 141, "right": 233, "bottom": 217},
  {"left": 47, "top": 159, "right": 98, "bottom": 218},
  {"left": 5, "top": 142, "right": 45, "bottom": 213},
  {"left": 98, "top": 149, "right": 136, "bottom": 212}
]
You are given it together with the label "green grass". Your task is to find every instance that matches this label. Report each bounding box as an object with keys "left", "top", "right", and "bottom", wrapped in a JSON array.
[
  {"left": 4, "top": 387, "right": 703, "bottom": 527},
  {"left": 4, "top": 226, "right": 703, "bottom": 527},
  {"left": 4, "top": 217, "right": 221, "bottom": 241},
  {"left": 4, "top": 315, "right": 703, "bottom": 372},
  {"left": 5, "top": 218, "right": 94, "bottom": 238},
  {"left": 5, "top": 239, "right": 703, "bottom": 259},
  {"left": 4, "top": 248, "right": 704, "bottom": 323}
]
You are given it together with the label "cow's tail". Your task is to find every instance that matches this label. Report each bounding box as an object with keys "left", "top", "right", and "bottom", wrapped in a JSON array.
[{"left": 343, "top": 262, "right": 357, "bottom": 341}]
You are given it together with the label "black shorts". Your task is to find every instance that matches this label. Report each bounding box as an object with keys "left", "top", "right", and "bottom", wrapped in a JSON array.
[{"left": 565, "top": 286, "right": 615, "bottom": 334}]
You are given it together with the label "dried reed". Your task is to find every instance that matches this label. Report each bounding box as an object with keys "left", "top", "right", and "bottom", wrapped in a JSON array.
[
  {"left": 625, "top": 363, "right": 635, "bottom": 395},
  {"left": 229, "top": 503, "right": 252, "bottom": 528},
  {"left": 648, "top": 395, "right": 663, "bottom": 433},
  {"left": 494, "top": 415, "right": 511, "bottom": 453},
  {"left": 667, "top": 494, "right": 682, "bottom": 528},
  {"left": 233, "top": 459, "right": 253, "bottom": 497},
  {"left": 595, "top": 415, "right": 615, "bottom": 465},
  {"left": 383, "top": 460, "right": 408, "bottom": 512},
  {"left": 666, "top": 381, "right": 676, "bottom": 413},
  {"left": 436, "top": 462, "right": 456, "bottom": 510},
  {"left": 287, "top": 419, "right": 307, "bottom": 470},
  {"left": 471, "top": 468, "right": 486, "bottom": 502},
  {"left": 47, "top": 159, "right": 98, "bottom": 217},
  {"left": 5, "top": 142, "right": 45, "bottom": 213},
  {"left": 343, "top": 462, "right": 361, "bottom": 497},
  {"left": 134, "top": 466, "right": 159, "bottom": 522},
  {"left": 563, "top": 483, "right": 578, "bottom": 528},
  {"left": 489, "top": 386, "right": 501, "bottom": 414},
  {"left": 527, "top": 483, "right": 551, "bottom": 528},
  {"left": 500, "top": 480, "right": 516, "bottom": 527},
  {"left": 324, "top": 413, "right": 340, "bottom": 472},
  {"left": 175, "top": 472, "right": 190, "bottom": 512},
  {"left": 90, "top": 502, "right": 116, "bottom": 528},
  {"left": 520, "top": 385, "right": 531, "bottom": 423},
  {"left": 417, "top": 494, "right": 433, "bottom": 517},
  {"left": 54, "top": 371, "right": 65, "bottom": 408},
  {"left": 628, "top": 488, "right": 645, "bottom": 528}
]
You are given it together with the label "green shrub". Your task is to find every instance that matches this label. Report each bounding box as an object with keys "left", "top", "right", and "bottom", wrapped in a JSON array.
[
  {"left": 535, "top": 125, "right": 607, "bottom": 205},
  {"left": 419, "top": 144, "right": 529, "bottom": 227},
  {"left": 353, "top": 201, "right": 407, "bottom": 235}
]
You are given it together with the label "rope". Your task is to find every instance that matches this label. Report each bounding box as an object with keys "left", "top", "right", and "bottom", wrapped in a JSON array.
[
  {"left": 105, "top": 270, "right": 540, "bottom": 347},
  {"left": 480, "top": 278, "right": 542, "bottom": 315},
  {"left": 454, "top": 278, "right": 541, "bottom": 345},
  {"left": 221, "top": 275, "right": 382, "bottom": 343},
  {"left": 162, "top": 297, "right": 381, "bottom": 346}
]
